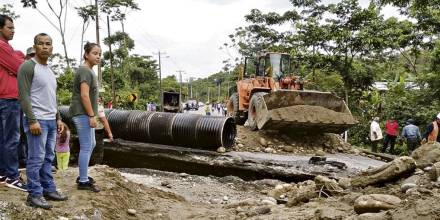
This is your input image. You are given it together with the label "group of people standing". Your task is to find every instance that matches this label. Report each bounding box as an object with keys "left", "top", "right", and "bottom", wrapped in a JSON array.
[
  {"left": 0, "top": 15, "right": 112, "bottom": 210},
  {"left": 370, "top": 113, "right": 440, "bottom": 154}
]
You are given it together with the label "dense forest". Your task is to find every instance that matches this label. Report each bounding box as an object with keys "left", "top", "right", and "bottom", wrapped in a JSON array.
[{"left": 2, "top": 0, "right": 439, "bottom": 149}]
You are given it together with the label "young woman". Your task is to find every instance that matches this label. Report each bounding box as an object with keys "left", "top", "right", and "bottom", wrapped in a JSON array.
[{"left": 69, "top": 42, "right": 101, "bottom": 192}]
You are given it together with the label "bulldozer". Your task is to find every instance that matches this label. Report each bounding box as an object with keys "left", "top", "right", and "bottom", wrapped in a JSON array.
[{"left": 226, "top": 52, "right": 357, "bottom": 134}]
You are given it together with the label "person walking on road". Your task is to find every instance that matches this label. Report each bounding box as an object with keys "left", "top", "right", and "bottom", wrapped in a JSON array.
[
  {"left": 400, "top": 119, "right": 421, "bottom": 154},
  {"left": 18, "top": 33, "right": 68, "bottom": 209},
  {"left": 370, "top": 117, "right": 383, "bottom": 152},
  {"left": 382, "top": 117, "right": 399, "bottom": 154},
  {"left": 421, "top": 113, "right": 440, "bottom": 144}
]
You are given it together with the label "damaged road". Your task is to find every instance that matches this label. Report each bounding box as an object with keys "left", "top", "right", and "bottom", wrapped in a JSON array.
[{"left": 103, "top": 139, "right": 385, "bottom": 183}]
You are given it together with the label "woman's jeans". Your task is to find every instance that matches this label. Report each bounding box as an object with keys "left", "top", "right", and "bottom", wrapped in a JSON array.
[
  {"left": 23, "top": 118, "right": 57, "bottom": 197},
  {"left": 72, "top": 115, "right": 96, "bottom": 183}
]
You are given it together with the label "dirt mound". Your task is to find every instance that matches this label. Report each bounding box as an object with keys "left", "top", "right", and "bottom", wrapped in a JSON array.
[
  {"left": 233, "top": 126, "right": 353, "bottom": 154},
  {"left": 0, "top": 166, "right": 186, "bottom": 219},
  {"left": 271, "top": 105, "right": 356, "bottom": 124}
]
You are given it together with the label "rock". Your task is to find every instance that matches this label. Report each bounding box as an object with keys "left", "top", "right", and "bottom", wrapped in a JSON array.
[
  {"left": 237, "top": 143, "right": 244, "bottom": 148},
  {"left": 246, "top": 206, "right": 272, "bottom": 217},
  {"left": 283, "top": 145, "right": 294, "bottom": 152},
  {"left": 315, "top": 150, "right": 326, "bottom": 156},
  {"left": 255, "top": 206, "right": 271, "bottom": 215},
  {"left": 352, "top": 148, "right": 361, "bottom": 155},
  {"left": 259, "top": 137, "right": 268, "bottom": 147},
  {"left": 351, "top": 156, "right": 416, "bottom": 188},
  {"left": 264, "top": 147, "right": 274, "bottom": 153},
  {"left": 406, "top": 188, "right": 420, "bottom": 195},
  {"left": 127, "top": 209, "right": 137, "bottom": 216},
  {"left": 411, "top": 142, "right": 440, "bottom": 168},
  {"left": 400, "top": 175, "right": 420, "bottom": 192},
  {"left": 217, "top": 147, "right": 226, "bottom": 153},
  {"left": 260, "top": 197, "right": 277, "bottom": 206},
  {"left": 161, "top": 180, "right": 171, "bottom": 187},
  {"left": 286, "top": 180, "right": 317, "bottom": 207},
  {"left": 209, "top": 198, "right": 222, "bottom": 204},
  {"left": 223, "top": 196, "right": 229, "bottom": 201},
  {"left": 357, "top": 212, "right": 390, "bottom": 220},
  {"left": 261, "top": 199, "right": 277, "bottom": 206},
  {"left": 354, "top": 194, "right": 401, "bottom": 214},
  {"left": 338, "top": 177, "right": 351, "bottom": 189},
  {"left": 226, "top": 198, "right": 259, "bottom": 208},
  {"left": 57, "top": 217, "right": 69, "bottom": 220},
  {"left": 314, "top": 207, "right": 345, "bottom": 220},
  {"left": 314, "top": 175, "right": 343, "bottom": 196},
  {"left": 91, "top": 209, "right": 102, "bottom": 220},
  {"left": 179, "top": 173, "right": 189, "bottom": 177},
  {"left": 429, "top": 162, "right": 440, "bottom": 181},
  {"left": 235, "top": 206, "right": 246, "bottom": 213},
  {"left": 414, "top": 168, "right": 424, "bottom": 175}
]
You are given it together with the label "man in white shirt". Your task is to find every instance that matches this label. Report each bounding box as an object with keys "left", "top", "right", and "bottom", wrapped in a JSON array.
[{"left": 370, "top": 117, "right": 383, "bottom": 152}]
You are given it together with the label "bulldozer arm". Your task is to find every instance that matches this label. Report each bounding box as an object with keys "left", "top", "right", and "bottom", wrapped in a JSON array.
[{"left": 249, "top": 90, "right": 357, "bottom": 134}]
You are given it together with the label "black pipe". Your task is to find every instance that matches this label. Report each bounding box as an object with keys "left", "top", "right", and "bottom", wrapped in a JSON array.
[{"left": 59, "top": 107, "right": 236, "bottom": 149}]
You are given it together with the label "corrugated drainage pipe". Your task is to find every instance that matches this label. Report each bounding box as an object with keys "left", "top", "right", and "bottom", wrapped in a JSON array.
[{"left": 59, "top": 107, "right": 236, "bottom": 149}]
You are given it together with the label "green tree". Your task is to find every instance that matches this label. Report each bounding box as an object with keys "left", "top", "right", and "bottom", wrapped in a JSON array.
[{"left": 0, "top": 4, "right": 20, "bottom": 19}]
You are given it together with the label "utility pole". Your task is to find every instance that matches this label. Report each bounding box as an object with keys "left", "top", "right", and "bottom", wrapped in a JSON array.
[
  {"left": 153, "top": 51, "right": 167, "bottom": 111},
  {"left": 218, "top": 82, "right": 221, "bottom": 102},
  {"left": 177, "top": 70, "right": 185, "bottom": 104},
  {"left": 208, "top": 87, "right": 210, "bottom": 103},
  {"left": 106, "top": 16, "right": 115, "bottom": 105},
  {"left": 189, "top": 77, "right": 193, "bottom": 99},
  {"left": 95, "top": 0, "right": 102, "bottom": 87}
]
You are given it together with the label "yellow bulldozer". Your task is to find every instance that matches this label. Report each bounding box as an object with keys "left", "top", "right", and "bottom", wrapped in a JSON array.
[{"left": 226, "top": 52, "right": 357, "bottom": 134}]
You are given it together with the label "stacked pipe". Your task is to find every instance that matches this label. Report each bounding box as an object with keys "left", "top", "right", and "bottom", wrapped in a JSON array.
[{"left": 58, "top": 106, "right": 236, "bottom": 150}]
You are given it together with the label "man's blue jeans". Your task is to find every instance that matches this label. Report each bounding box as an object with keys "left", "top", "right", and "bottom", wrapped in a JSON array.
[
  {"left": 23, "top": 118, "right": 57, "bottom": 197},
  {"left": 0, "top": 99, "right": 20, "bottom": 179},
  {"left": 72, "top": 115, "right": 96, "bottom": 183}
]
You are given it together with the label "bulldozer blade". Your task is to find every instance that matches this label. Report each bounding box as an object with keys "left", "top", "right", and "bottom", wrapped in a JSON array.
[{"left": 252, "top": 90, "right": 357, "bottom": 134}]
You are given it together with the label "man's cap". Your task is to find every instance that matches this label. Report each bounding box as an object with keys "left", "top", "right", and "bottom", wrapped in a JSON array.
[
  {"left": 437, "top": 113, "right": 440, "bottom": 119},
  {"left": 373, "top": 117, "right": 379, "bottom": 121},
  {"left": 407, "top": 119, "right": 415, "bottom": 124},
  {"left": 26, "top": 47, "right": 35, "bottom": 55}
]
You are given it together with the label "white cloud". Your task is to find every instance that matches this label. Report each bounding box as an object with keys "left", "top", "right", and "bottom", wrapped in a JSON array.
[{"left": 4, "top": 0, "right": 402, "bottom": 79}]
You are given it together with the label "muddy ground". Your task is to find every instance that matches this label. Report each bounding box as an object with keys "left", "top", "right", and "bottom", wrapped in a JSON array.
[
  {"left": 1, "top": 126, "right": 440, "bottom": 219},
  {"left": 1, "top": 163, "right": 440, "bottom": 220}
]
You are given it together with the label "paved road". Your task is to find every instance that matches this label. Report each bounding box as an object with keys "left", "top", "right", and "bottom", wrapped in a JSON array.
[{"left": 182, "top": 104, "right": 226, "bottom": 116}]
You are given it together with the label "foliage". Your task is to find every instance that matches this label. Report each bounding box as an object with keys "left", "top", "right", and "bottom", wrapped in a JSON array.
[{"left": 0, "top": 4, "right": 20, "bottom": 19}]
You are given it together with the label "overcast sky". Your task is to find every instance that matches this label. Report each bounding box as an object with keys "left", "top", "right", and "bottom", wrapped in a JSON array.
[{"left": 3, "top": 0, "right": 399, "bottom": 80}]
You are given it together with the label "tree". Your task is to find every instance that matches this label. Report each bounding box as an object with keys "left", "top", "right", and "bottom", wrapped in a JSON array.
[
  {"left": 21, "top": 0, "right": 72, "bottom": 68},
  {"left": 76, "top": 5, "right": 97, "bottom": 62},
  {"left": 0, "top": 4, "right": 20, "bottom": 19}
]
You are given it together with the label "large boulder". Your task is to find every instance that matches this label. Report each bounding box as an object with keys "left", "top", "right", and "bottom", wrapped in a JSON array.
[
  {"left": 411, "top": 142, "right": 440, "bottom": 168},
  {"left": 314, "top": 175, "right": 343, "bottom": 196},
  {"left": 356, "top": 212, "right": 391, "bottom": 220},
  {"left": 354, "top": 194, "right": 401, "bottom": 214},
  {"left": 286, "top": 180, "right": 317, "bottom": 207},
  {"left": 429, "top": 162, "right": 440, "bottom": 182},
  {"left": 400, "top": 175, "right": 421, "bottom": 193}
]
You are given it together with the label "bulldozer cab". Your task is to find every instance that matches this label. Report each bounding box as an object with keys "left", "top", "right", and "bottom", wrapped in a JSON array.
[{"left": 244, "top": 52, "right": 291, "bottom": 80}]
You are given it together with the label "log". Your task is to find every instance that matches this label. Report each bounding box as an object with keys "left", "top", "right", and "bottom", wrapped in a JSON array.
[{"left": 351, "top": 156, "right": 416, "bottom": 188}]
